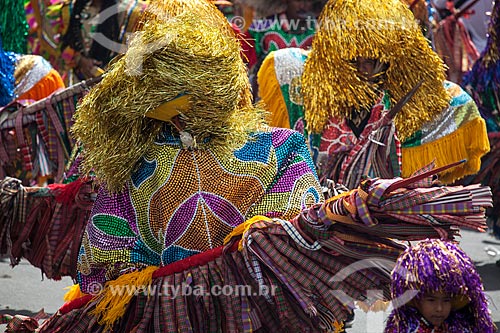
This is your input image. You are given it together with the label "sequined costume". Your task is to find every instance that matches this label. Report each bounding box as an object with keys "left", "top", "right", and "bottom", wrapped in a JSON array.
[{"left": 77, "top": 126, "right": 322, "bottom": 292}]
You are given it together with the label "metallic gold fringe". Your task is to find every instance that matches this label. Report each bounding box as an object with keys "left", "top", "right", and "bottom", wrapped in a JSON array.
[
  {"left": 136, "top": 0, "right": 234, "bottom": 36},
  {"left": 302, "top": 0, "right": 450, "bottom": 141},
  {"left": 72, "top": 10, "right": 265, "bottom": 193}
]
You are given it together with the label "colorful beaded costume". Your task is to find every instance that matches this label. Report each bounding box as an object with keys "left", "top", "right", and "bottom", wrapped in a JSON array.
[{"left": 77, "top": 126, "right": 322, "bottom": 292}]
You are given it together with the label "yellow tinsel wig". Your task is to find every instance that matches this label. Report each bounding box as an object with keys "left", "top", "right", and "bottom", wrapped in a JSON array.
[
  {"left": 71, "top": 11, "right": 264, "bottom": 193},
  {"left": 302, "top": 0, "right": 450, "bottom": 141}
]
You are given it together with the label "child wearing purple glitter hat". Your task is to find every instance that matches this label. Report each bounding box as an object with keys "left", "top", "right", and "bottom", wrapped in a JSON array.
[{"left": 384, "top": 239, "right": 496, "bottom": 333}]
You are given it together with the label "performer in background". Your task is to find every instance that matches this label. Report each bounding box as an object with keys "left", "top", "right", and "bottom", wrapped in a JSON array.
[
  {"left": 258, "top": 0, "right": 490, "bottom": 189},
  {"left": 0, "top": 1, "right": 494, "bottom": 332}
]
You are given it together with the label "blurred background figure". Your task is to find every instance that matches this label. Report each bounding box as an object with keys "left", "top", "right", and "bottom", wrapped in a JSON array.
[
  {"left": 1, "top": 0, "right": 64, "bottom": 104},
  {"left": 237, "top": 0, "right": 327, "bottom": 99},
  {"left": 460, "top": 0, "right": 494, "bottom": 53},
  {"left": 0, "top": 44, "right": 64, "bottom": 104},
  {"left": 433, "top": 0, "right": 493, "bottom": 52},
  {"left": 27, "top": 0, "right": 148, "bottom": 84},
  {"left": 460, "top": 0, "right": 500, "bottom": 267},
  {"left": 403, "top": 0, "right": 435, "bottom": 42},
  {"left": 431, "top": 0, "right": 494, "bottom": 83}
]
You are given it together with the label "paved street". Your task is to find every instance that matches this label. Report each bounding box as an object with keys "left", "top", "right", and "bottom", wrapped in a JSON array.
[{"left": 1, "top": 228, "right": 499, "bottom": 332}]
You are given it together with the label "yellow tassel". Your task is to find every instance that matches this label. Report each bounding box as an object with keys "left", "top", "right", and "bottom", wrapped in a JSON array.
[
  {"left": 90, "top": 266, "right": 158, "bottom": 330},
  {"left": 257, "top": 52, "right": 291, "bottom": 129},
  {"left": 325, "top": 190, "right": 352, "bottom": 205},
  {"left": 356, "top": 299, "right": 391, "bottom": 312},
  {"left": 401, "top": 117, "right": 490, "bottom": 184},
  {"left": 223, "top": 215, "right": 272, "bottom": 250},
  {"left": 63, "top": 284, "right": 86, "bottom": 302}
]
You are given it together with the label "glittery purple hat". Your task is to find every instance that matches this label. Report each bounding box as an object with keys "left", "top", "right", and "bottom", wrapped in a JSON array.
[{"left": 384, "top": 239, "right": 496, "bottom": 333}]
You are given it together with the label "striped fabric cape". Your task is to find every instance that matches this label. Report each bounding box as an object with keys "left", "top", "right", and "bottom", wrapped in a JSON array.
[
  {"left": 258, "top": 48, "right": 490, "bottom": 186},
  {"left": 10, "top": 161, "right": 490, "bottom": 333},
  {"left": 0, "top": 175, "right": 95, "bottom": 280},
  {"left": 0, "top": 77, "right": 99, "bottom": 184}
]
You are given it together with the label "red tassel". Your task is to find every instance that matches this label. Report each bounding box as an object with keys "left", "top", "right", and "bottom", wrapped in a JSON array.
[
  {"left": 153, "top": 242, "right": 238, "bottom": 278},
  {"left": 48, "top": 179, "right": 84, "bottom": 204},
  {"left": 59, "top": 295, "right": 94, "bottom": 315}
]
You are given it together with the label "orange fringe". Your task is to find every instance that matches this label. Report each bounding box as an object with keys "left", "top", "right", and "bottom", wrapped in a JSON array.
[
  {"left": 17, "top": 69, "right": 65, "bottom": 101},
  {"left": 257, "top": 52, "right": 291, "bottom": 129}
]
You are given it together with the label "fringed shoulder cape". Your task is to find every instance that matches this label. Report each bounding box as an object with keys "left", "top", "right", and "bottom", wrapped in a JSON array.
[{"left": 258, "top": 48, "right": 490, "bottom": 186}]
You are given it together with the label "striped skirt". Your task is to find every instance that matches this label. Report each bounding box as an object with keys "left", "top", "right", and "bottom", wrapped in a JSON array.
[
  {"left": 0, "top": 177, "right": 94, "bottom": 280},
  {"left": 37, "top": 217, "right": 399, "bottom": 333}
]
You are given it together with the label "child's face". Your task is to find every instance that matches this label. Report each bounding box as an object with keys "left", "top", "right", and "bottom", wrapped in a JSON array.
[{"left": 415, "top": 292, "right": 452, "bottom": 327}]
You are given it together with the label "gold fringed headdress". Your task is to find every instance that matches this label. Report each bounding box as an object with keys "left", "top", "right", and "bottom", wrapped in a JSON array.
[
  {"left": 72, "top": 6, "right": 263, "bottom": 193},
  {"left": 136, "top": 0, "right": 235, "bottom": 35},
  {"left": 302, "top": 0, "right": 450, "bottom": 141}
]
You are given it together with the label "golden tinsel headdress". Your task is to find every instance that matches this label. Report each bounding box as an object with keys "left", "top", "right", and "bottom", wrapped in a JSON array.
[
  {"left": 302, "top": 0, "right": 450, "bottom": 141},
  {"left": 71, "top": 9, "right": 263, "bottom": 193},
  {"left": 136, "top": 0, "right": 234, "bottom": 35}
]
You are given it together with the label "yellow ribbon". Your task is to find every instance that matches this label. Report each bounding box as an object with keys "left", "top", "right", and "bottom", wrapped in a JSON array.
[
  {"left": 145, "top": 94, "right": 191, "bottom": 122},
  {"left": 223, "top": 215, "right": 272, "bottom": 250}
]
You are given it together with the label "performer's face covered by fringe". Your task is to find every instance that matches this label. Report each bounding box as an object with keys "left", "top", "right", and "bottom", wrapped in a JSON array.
[{"left": 350, "top": 57, "right": 389, "bottom": 84}]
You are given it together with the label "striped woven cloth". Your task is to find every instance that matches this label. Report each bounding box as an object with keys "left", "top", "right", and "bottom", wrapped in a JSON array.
[
  {"left": 0, "top": 77, "right": 99, "bottom": 184},
  {"left": 0, "top": 176, "right": 96, "bottom": 279},
  {"left": 24, "top": 162, "right": 491, "bottom": 333}
]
